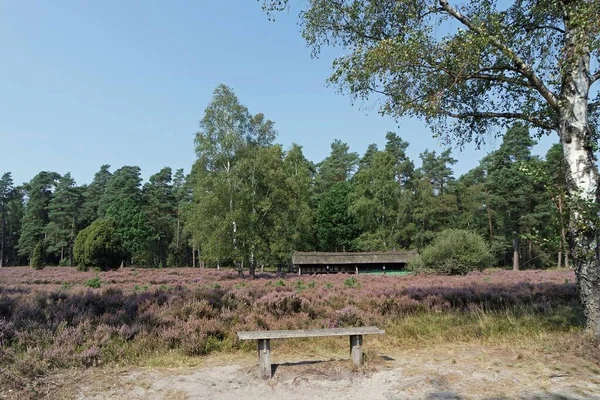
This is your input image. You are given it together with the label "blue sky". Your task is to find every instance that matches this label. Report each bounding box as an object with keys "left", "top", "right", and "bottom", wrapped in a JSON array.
[{"left": 0, "top": 1, "right": 556, "bottom": 186}]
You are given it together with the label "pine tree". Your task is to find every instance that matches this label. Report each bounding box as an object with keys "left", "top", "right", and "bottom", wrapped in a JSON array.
[
  {"left": 3, "top": 187, "right": 24, "bottom": 266},
  {"left": 82, "top": 165, "right": 112, "bottom": 225},
  {"left": 0, "top": 173, "right": 13, "bottom": 267},
  {"left": 409, "top": 149, "right": 459, "bottom": 249},
  {"left": 18, "top": 171, "right": 60, "bottom": 264},
  {"left": 143, "top": 167, "right": 176, "bottom": 267},
  {"left": 172, "top": 169, "right": 193, "bottom": 267},
  {"left": 482, "top": 124, "right": 540, "bottom": 270},
  {"left": 419, "top": 149, "right": 457, "bottom": 196},
  {"left": 316, "top": 181, "right": 358, "bottom": 252},
  {"left": 314, "top": 139, "right": 359, "bottom": 195},
  {"left": 102, "top": 166, "right": 150, "bottom": 266},
  {"left": 45, "top": 173, "right": 84, "bottom": 266}
]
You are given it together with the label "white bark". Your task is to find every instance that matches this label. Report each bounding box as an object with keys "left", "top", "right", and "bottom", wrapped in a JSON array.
[
  {"left": 559, "top": 39, "right": 600, "bottom": 336},
  {"left": 512, "top": 235, "right": 520, "bottom": 271}
]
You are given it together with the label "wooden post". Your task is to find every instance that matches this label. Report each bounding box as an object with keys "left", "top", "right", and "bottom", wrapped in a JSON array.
[
  {"left": 349, "top": 335, "right": 363, "bottom": 367},
  {"left": 258, "top": 339, "right": 271, "bottom": 379}
]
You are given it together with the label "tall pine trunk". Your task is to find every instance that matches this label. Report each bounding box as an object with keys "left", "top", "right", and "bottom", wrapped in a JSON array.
[{"left": 559, "top": 33, "right": 600, "bottom": 336}]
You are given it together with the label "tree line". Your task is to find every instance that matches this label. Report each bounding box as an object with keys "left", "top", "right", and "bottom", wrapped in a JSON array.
[{"left": 0, "top": 84, "right": 567, "bottom": 273}]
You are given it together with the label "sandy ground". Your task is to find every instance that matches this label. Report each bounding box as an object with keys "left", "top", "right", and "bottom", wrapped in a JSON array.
[{"left": 37, "top": 343, "right": 600, "bottom": 400}]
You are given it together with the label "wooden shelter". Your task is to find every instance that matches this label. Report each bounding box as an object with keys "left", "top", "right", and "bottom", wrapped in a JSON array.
[{"left": 292, "top": 250, "right": 417, "bottom": 275}]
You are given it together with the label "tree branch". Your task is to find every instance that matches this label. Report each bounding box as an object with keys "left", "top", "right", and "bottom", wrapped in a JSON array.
[
  {"left": 441, "top": 110, "right": 557, "bottom": 131},
  {"left": 517, "top": 23, "right": 565, "bottom": 35},
  {"left": 592, "top": 70, "right": 600, "bottom": 84},
  {"left": 438, "top": 0, "right": 560, "bottom": 110},
  {"left": 463, "top": 73, "right": 533, "bottom": 88},
  {"left": 589, "top": 101, "right": 600, "bottom": 112},
  {"left": 331, "top": 21, "right": 389, "bottom": 42},
  {"left": 532, "top": 25, "right": 565, "bottom": 34}
]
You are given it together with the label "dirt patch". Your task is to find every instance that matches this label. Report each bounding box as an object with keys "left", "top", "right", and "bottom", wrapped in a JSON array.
[{"left": 43, "top": 343, "right": 600, "bottom": 400}]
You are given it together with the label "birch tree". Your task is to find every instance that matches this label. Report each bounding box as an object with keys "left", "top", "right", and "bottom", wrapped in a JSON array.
[
  {"left": 191, "top": 84, "right": 276, "bottom": 275},
  {"left": 262, "top": 0, "right": 600, "bottom": 336}
]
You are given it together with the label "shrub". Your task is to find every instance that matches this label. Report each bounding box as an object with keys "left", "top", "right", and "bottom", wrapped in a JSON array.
[
  {"left": 58, "top": 258, "right": 71, "bottom": 267},
  {"left": 407, "top": 254, "right": 425, "bottom": 272},
  {"left": 74, "top": 219, "right": 124, "bottom": 271},
  {"left": 31, "top": 242, "right": 46, "bottom": 270},
  {"left": 419, "top": 229, "right": 493, "bottom": 275},
  {"left": 344, "top": 276, "right": 360, "bottom": 288},
  {"left": 74, "top": 226, "right": 91, "bottom": 270},
  {"left": 274, "top": 278, "right": 286, "bottom": 287},
  {"left": 85, "top": 275, "right": 102, "bottom": 289},
  {"left": 295, "top": 280, "right": 307, "bottom": 290}
]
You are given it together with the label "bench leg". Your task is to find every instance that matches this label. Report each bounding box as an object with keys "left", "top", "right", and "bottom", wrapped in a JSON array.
[
  {"left": 258, "top": 339, "right": 272, "bottom": 379},
  {"left": 349, "top": 335, "right": 363, "bottom": 367}
]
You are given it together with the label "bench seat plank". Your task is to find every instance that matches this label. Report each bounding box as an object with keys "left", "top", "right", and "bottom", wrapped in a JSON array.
[{"left": 237, "top": 326, "right": 384, "bottom": 340}]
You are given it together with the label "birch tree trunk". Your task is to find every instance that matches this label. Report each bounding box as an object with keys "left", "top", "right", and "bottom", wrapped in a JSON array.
[
  {"left": 559, "top": 35, "right": 600, "bottom": 336},
  {"left": 557, "top": 251, "right": 562, "bottom": 269}
]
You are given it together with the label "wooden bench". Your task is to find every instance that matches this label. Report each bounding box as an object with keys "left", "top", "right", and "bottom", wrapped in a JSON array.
[{"left": 237, "top": 326, "right": 385, "bottom": 379}]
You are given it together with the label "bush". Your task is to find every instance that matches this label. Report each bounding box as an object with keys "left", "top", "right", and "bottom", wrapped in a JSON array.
[
  {"left": 344, "top": 276, "right": 360, "bottom": 288},
  {"left": 418, "top": 229, "right": 493, "bottom": 275},
  {"left": 74, "top": 227, "right": 91, "bottom": 270},
  {"left": 58, "top": 258, "right": 71, "bottom": 267},
  {"left": 74, "top": 219, "right": 124, "bottom": 271},
  {"left": 85, "top": 275, "right": 102, "bottom": 289},
  {"left": 31, "top": 242, "right": 46, "bottom": 270}
]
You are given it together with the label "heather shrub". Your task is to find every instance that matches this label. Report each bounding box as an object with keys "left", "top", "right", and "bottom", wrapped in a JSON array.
[
  {"left": 334, "top": 306, "right": 364, "bottom": 327},
  {"left": 419, "top": 229, "right": 493, "bottom": 275},
  {"left": 257, "top": 291, "right": 309, "bottom": 317},
  {"left": 0, "top": 266, "right": 583, "bottom": 397},
  {"left": 31, "top": 242, "right": 46, "bottom": 270},
  {"left": 0, "top": 319, "right": 14, "bottom": 346},
  {"left": 176, "top": 299, "right": 216, "bottom": 320},
  {"left": 179, "top": 318, "right": 226, "bottom": 356}
]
